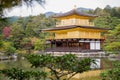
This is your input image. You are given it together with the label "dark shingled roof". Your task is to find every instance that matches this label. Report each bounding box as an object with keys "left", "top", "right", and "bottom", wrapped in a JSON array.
[
  {"left": 42, "top": 25, "right": 110, "bottom": 31},
  {"left": 53, "top": 9, "right": 97, "bottom": 18}
]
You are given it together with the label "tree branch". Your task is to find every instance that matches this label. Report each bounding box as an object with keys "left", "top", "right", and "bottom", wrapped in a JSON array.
[
  {"left": 67, "top": 72, "right": 78, "bottom": 80},
  {"left": 48, "top": 66, "right": 60, "bottom": 80}
]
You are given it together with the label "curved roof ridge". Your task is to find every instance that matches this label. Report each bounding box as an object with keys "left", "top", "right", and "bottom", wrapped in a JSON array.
[{"left": 53, "top": 8, "right": 97, "bottom": 18}]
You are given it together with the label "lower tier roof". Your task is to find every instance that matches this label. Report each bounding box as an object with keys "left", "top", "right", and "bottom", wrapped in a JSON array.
[{"left": 42, "top": 25, "right": 110, "bottom": 31}]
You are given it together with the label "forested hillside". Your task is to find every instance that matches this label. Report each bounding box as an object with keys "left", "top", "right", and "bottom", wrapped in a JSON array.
[{"left": 93, "top": 5, "right": 120, "bottom": 29}]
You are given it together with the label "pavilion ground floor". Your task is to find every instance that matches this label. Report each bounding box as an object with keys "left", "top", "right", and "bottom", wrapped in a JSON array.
[{"left": 45, "top": 38, "right": 104, "bottom": 52}]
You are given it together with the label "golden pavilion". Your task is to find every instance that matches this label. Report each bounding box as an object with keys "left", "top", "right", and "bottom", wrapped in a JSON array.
[{"left": 43, "top": 8, "right": 108, "bottom": 52}]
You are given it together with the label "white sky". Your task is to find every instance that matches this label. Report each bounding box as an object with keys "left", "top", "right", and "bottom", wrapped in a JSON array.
[{"left": 5, "top": 0, "right": 120, "bottom": 17}]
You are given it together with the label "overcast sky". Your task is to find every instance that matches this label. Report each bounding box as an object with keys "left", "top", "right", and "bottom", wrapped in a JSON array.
[{"left": 5, "top": 0, "right": 120, "bottom": 17}]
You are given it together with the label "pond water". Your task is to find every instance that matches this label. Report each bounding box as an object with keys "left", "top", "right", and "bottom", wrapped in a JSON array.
[
  {"left": 0, "top": 57, "right": 114, "bottom": 69},
  {"left": 0, "top": 58, "right": 32, "bottom": 70},
  {"left": 0, "top": 58, "right": 100, "bottom": 69},
  {"left": 0, "top": 59, "right": 35, "bottom": 80}
]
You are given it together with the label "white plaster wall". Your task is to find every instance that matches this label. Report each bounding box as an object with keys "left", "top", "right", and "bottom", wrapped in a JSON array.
[
  {"left": 95, "top": 41, "right": 100, "bottom": 50},
  {"left": 90, "top": 42, "right": 95, "bottom": 50},
  {"left": 90, "top": 40, "right": 95, "bottom": 50}
]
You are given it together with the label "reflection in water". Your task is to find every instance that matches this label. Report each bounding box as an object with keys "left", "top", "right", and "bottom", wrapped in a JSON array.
[
  {"left": 0, "top": 59, "right": 32, "bottom": 80},
  {"left": 0, "top": 57, "right": 115, "bottom": 70},
  {"left": 91, "top": 59, "right": 101, "bottom": 69},
  {"left": 0, "top": 59, "right": 31, "bottom": 70},
  {"left": 0, "top": 59, "right": 17, "bottom": 63},
  {"left": 0, "top": 58, "right": 102, "bottom": 69}
]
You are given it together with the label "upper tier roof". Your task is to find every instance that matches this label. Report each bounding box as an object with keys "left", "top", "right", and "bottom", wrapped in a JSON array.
[
  {"left": 42, "top": 25, "right": 110, "bottom": 31},
  {"left": 53, "top": 9, "right": 97, "bottom": 18}
]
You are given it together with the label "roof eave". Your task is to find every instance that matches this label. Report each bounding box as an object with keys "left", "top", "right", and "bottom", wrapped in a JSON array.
[{"left": 42, "top": 26, "right": 110, "bottom": 32}]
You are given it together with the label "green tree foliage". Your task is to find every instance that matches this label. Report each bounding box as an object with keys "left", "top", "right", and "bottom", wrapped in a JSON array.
[
  {"left": 8, "top": 14, "right": 55, "bottom": 50},
  {"left": 34, "top": 39, "right": 45, "bottom": 51},
  {"left": 93, "top": 5, "right": 120, "bottom": 18},
  {"left": 10, "top": 14, "right": 55, "bottom": 38},
  {"left": 21, "top": 38, "right": 33, "bottom": 54},
  {"left": 104, "top": 24, "right": 120, "bottom": 53},
  {"left": 0, "top": 38, "right": 4, "bottom": 52},
  {"left": 0, "top": 0, "right": 45, "bottom": 17},
  {"left": 26, "top": 54, "right": 94, "bottom": 80},
  {"left": 0, "top": 67, "right": 47, "bottom": 80},
  {"left": 2, "top": 41, "right": 11, "bottom": 47},
  {"left": 25, "top": 14, "right": 56, "bottom": 38},
  {"left": 92, "top": 5, "right": 120, "bottom": 29},
  {"left": 111, "top": 7, "right": 120, "bottom": 18},
  {"left": 0, "top": 36, "right": 3, "bottom": 48},
  {"left": 94, "top": 7, "right": 108, "bottom": 16},
  {"left": 100, "top": 62, "right": 120, "bottom": 80},
  {"left": 10, "top": 19, "right": 25, "bottom": 49},
  {"left": 91, "top": 5, "right": 120, "bottom": 29},
  {"left": 104, "top": 5, "right": 112, "bottom": 13},
  {"left": 5, "top": 45, "right": 16, "bottom": 56},
  {"left": 94, "top": 16, "right": 120, "bottom": 29}
]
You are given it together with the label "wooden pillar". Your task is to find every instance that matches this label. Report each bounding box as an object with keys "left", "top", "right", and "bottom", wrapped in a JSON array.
[
  {"left": 67, "top": 40, "right": 68, "bottom": 47},
  {"left": 95, "top": 40, "right": 96, "bottom": 50},
  {"left": 78, "top": 40, "right": 80, "bottom": 52},
  {"left": 55, "top": 40, "right": 56, "bottom": 48}
]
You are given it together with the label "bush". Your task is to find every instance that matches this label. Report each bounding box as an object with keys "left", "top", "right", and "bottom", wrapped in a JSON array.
[
  {"left": 26, "top": 54, "right": 94, "bottom": 80},
  {"left": 34, "top": 39, "right": 45, "bottom": 51},
  {"left": 0, "top": 68, "right": 47, "bottom": 80},
  {"left": 5, "top": 46, "right": 16, "bottom": 56},
  {"left": 0, "top": 39, "right": 3, "bottom": 51},
  {"left": 100, "top": 62, "right": 120, "bottom": 80},
  {"left": 0, "top": 39, "right": 3, "bottom": 48},
  {"left": 2, "top": 41, "right": 13, "bottom": 51}
]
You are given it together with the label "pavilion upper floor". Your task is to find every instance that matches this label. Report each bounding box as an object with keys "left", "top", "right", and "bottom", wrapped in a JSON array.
[
  {"left": 43, "top": 26, "right": 108, "bottom": 40},
  {"left": 56, "top": 17, "right": 94, "bottom": 27}
]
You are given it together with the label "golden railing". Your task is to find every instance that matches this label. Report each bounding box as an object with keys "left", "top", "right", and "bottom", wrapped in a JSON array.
[{"left": 56, "top": 21, "right": 94, "bottom": 27}]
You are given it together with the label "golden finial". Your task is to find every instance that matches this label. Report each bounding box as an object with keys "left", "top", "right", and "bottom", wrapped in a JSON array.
[{"left": 74, "top": 5, "right": 77, "bottom": 10}]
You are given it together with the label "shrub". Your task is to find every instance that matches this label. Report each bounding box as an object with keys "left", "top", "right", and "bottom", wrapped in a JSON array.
[
  {"left": 100, "top": 62, "right": 120, "bottom": 80},
  {"left": 5, "top": 46, "right": 16, "bottom": 56},
  {"left": 0, "top": 68, "right": 47, "bottom": 80},
  {"left": 34, "top": 39, "right": 45, "bottom": 51}
]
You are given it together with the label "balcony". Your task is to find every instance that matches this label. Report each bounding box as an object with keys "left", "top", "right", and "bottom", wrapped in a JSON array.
[{"left": 56, "top": 20, "right": 94, "bottom": 27}]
